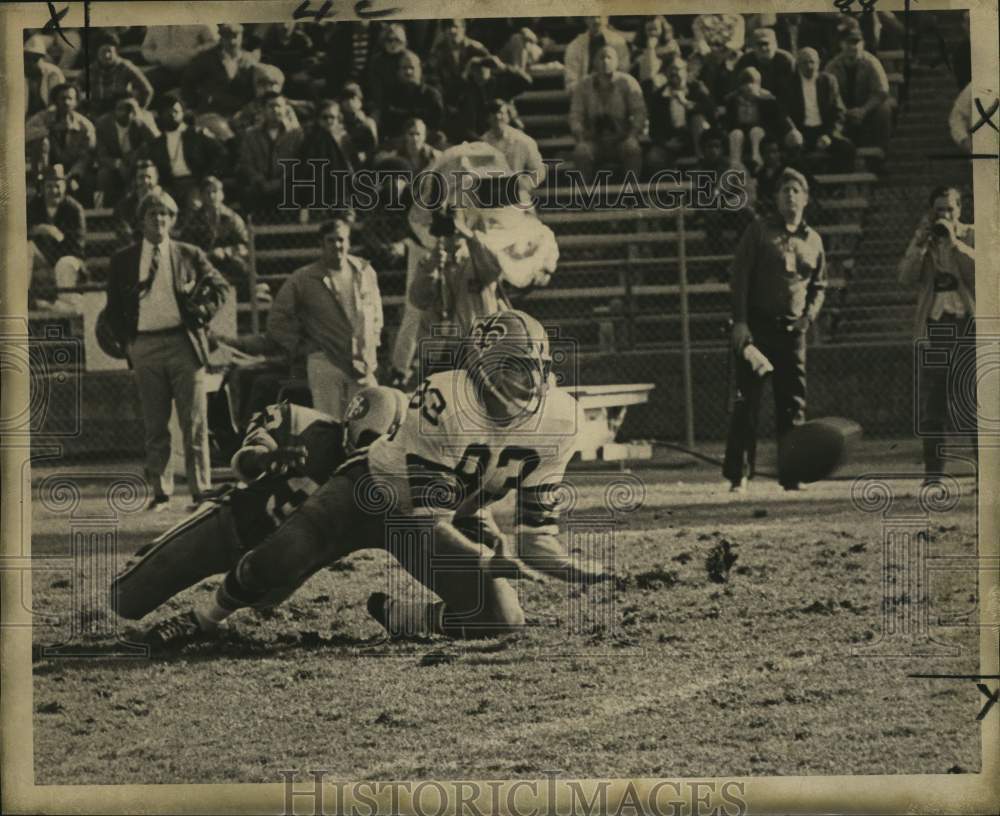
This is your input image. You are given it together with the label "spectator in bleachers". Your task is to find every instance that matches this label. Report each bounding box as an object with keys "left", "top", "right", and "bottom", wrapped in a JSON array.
[
  {"left": 896, "top": 186, "right": 976, "bottom": 485},
  {"left": 25, "top": 83, "right": 98, "bottom": 204},
  {"left": 632, "top": 16, "right": 682, "bottom": 84},
  {"left": 182, "top": 23, "right": 259, "bottom": 142},
  {"left": 365, "top": 24, "right": 409, "bottom": 115},
  {"left": 750, "top": 137, "right": 786, "bottom": 209},
  {"left": 141, "top": 25, "right": 220, "bottom": 94},
  {"left": 426, "top": 19, "right": 491, "bottom": 119},
  {"left": 453, "top": 55, "right": 531, "bottom": 143},
  {"left": 258, "top": 22, "right": 316, "bottom": 97},
  {"left": 95, "top": 94, "right": 160, "bottom": 207},
  {"left": 238, "top": 92, "right": 305, "bottom": 213},
  {"left": 113, "top": 159, "right": 162, "bottom": 244},
  {"left": 948, "top": 83, "right": 972, "bottom": 154},
  {"left": 697, "top": 43, "right": 742, "bottom": 115},
  {"left": 498, "top": 27, "right": 544, "bottom": 73},
  {"left": 376, "top": 50, "right": 445, "bottom": 146},
  {"left": 785, "top": 47, "right": 854, "bottom": 172},
  {"left": 823, "top": 21, "right": 893, "bottom": 155},
  {"left": 179, "top": 176, "right": 252, "bottom": 300},
  {"left": 141, "top": 93, "right": 228, "bottom": 210},
  {"left": 736, "top": 28, "right": 797, "bottom": 111},
  {"left": 231, "top": 64, "right": 303, "bottom": 135},
  {"left": 643, "top": 58, "right": 715, "bottom": 171},
  {"left": 294, "top": 100, "right": 359, "bottom": 209},
  {"left": 569, "top": 45, "right": 646, "bottom": 180},
  {"left": 378, "top": 117, "right": 440, "bottom": 174},
  {"left": 267, "top": 211, "right": 384, "bottom": 421},
  {"left": 320, "top": 20, "right": 374, "bottom": 100},
  {"left": 28, "top": 163, "right": 86, "bottom": 270},
  {"left": 28, "top": 165, "right": 86, "bottom": 312},
  {"left": 24, "top": 34, "right": 66, "bottom": 118},
  {"left": 337, "top": 83, "right": 378, "bottom": 168},
  {"left": 564, "top": 16, "right": 632, "bottom": 91},
  {"left": 724, "top": 167, "right": 827, "bottom": 493},
  {"left": 480, "top": 99, "right": 546, "bottom": 195},
  {"left": 691, "top": 13, "right": 745, "bottom": 57},
  {"left": 723, "top": 67, "right": 799, "bottom": 171},
  {"left": 86, "top": 30, "right": 154, "bottom": 117}
]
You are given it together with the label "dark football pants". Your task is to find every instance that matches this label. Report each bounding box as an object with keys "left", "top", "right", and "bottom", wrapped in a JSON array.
[
  {"left": 723, "top": 321, "right": 807, "bottom": 486},
  {"left": 230, "top": 464, "right": 524, "bottom": 637},
  {"left": 919, "top": 315, "right": 978, "bottom": 476}
]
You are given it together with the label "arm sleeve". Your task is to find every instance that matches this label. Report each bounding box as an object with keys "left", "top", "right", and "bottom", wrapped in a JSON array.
[
  {"left": 826, "top": 74, "right": 847, "bottom": 134},
  {"left": 729, "top": 219, "right": 759, "bottom": 323},
  {"left": 266, "top": 275, "right": 302, "bottom": 355},
  {"left": 804, "top": 239, "right": 828, "bottom": 323},
  {"left": 896, "top": 216, "right": 931, "bottom": 286},
  {"left": 408, "top": 252, "right": 441, "bottom": 310},
  {"left": 125, "top": 61, "right": 154, "bottom": 109},
  {"left": 626, "top": 76, "right": 648, "bottom": 137},
  {"left": 949, "top": 85, "right": 971, "bottom": 148}
]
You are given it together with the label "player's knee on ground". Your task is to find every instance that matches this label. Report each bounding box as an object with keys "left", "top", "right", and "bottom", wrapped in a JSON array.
[{"left": 443, "top": 578, "right": 525, "bottom": 639}]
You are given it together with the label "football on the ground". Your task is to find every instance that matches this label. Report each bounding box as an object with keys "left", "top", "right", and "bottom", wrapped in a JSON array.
[{"left": 777, "top": 417, "right": 862, "bottom": 485}]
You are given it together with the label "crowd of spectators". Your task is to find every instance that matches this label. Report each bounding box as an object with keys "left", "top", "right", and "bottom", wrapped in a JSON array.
[{"left": 22, "top": 12, "right": 927, "bottom": 311}]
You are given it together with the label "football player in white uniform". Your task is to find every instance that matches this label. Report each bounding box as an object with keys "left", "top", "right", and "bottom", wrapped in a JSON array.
[
  {"left": 141, "top": 310, "right": 606, "bottom": 649},
  {"left": 113, "top": 386, "right": 408, "bottom": 620}
]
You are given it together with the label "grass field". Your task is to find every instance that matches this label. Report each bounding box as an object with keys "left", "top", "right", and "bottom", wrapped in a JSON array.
[{"left": 28, "top": 440, "right": 984, "bottom": 785}]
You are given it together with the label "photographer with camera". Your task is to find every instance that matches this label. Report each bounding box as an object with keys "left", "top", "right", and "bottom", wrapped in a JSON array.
[{"left": 897, "top": 186, "right": 976, "bottom": 486}]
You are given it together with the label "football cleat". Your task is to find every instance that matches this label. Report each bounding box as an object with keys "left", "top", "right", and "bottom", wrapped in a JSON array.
[
  {"left": 343, "top": 386, "right": 409, "bottom": 454},
  {"left": 464, "top": 310, "right": 552, "bottom": 423},
  {"left": 140, "top": 611, "right": 214, "bottom": 652}
]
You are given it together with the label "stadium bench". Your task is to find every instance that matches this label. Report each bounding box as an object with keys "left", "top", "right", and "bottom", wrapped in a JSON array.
[{"left": 568, "top": 382, "right": 656, "bottom": 462}]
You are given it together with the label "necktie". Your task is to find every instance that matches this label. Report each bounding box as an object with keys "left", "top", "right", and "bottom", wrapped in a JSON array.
[{"left": 140, "top": 244, "right": 160, "bottom": 298}]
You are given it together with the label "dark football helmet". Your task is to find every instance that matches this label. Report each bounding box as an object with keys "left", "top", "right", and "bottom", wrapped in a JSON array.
[{"left": 343, "top": 386, "right": 409, "bottom": 454}]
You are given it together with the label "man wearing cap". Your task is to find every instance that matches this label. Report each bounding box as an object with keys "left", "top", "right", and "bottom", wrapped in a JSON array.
[
  {"left": 897, "top": 186, "right": 976, "bottom": 485},
  {"left": 480, "top": 99, "right": 546, "bottom": 194},
  {"left": 24, "top": 34, "right": 66, "bottom": 118},
  {"left": 95, "top": 93, "right": 160, "bottom": 207},
  {"left": 27, "top": 164, "right": 86, "bottom": 311},
  {"left": 140, "top": 93, "right": 228, "bottom": 209},
  {"left": 86, "top": 30, "right": 154, "bottom": 116},
  {"left": 179, "top": 176, "right": 252, "bottom": 301},
  {"left": 570, "top": 45, "right": 648, "bottom": 180},
  {"left": 453, "top": 54, "right": 531, "bottom": 144},
  {"left": 267, "top": 211, "right": 384, "bottom": 422},
  {"left": 25, "top": 83, "right": 97, "bottom": 201},
  {"left": 723, "top": 167, "right": 827, "bottom": 493},
  {"left": 823, "top": 21, "right": 893, "bottom": 154},
  {"left": 564, "top": 16, "right": 632, "bottom": 91},
  {"left": 736, "top": 28, "right": 797, "bottom": 111},
  {"left": 104, "top": 190, "right": 230, "bottom": 511}
]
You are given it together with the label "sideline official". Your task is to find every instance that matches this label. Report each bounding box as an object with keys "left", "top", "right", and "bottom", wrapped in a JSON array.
[{"left": 723, "top": 167, "right": 827, "bottom": 492}]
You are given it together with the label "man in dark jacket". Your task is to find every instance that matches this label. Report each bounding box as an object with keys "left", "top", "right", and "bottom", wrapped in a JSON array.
[
  {"left": 376, "top": 51, "right": 445, "bottom": 146},
  {"left": 453, "top": 55, "right": 531, "bottom": 144},
  {"left": 785, "top": 47, "right": 855, "bottom": 171},
  {"left": 95, "top": 95, "right": 160, "bottom": 207},
  {"left": 104, "top": 189, "right": 230, "bottom": 510}
]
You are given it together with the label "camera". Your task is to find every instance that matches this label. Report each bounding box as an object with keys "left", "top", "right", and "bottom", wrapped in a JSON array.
[{"left": 929, "top": 218, "right": 954, "bottom": 241}]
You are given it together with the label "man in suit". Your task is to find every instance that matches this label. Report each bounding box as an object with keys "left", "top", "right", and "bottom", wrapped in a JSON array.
[
  {"left": 786, "top": 47, "right": 854, "bottom": 172},
  {"left": 140, "top": 93, "right": 228, "bottom": 210},
  {"left": 267, "top": 211, "right": 384, "bottom": 422},
  {"left": 104, "top": 190, "right": 230, "bottom": 511},
  {"left": 95, "top": 95, "right": 160, "bottom": 207}
]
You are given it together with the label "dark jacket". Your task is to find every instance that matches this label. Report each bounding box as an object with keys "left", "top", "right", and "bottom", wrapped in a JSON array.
[
  {"left": 27, "top": 194, "right": 87, "bottom": 265},
  {"left": 643, "top": 77, "right": 716, "bottom": 144},
  {"left": 105, "top": 239, "right": 229, "bottom": 366},
  {"left": 723, "top": 88, "right": 794, "bottom": 139},
  {"left": 140, "top": 126, "right": 228, "bottom": 186},
  {"left": 95, "top": 112, "right": 159, "bottom": 171},
  {"left": 378, "top": 81, "right": 445, "bottom": 142},
  {"left": 787, "top": 72, "right": 846, "bottom": 137},
  {"left": 735, "top": 49, "right": 797, "bottom": 109},
  {"left": 181, "top": 45, "right": 258, "bottom": 116},
  {"left": 452, "top": 68, "right": 531, "bottom": 143}
]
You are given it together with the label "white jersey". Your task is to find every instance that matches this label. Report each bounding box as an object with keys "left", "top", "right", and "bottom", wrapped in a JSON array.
[{"left": 366, "top": 369, "right": 583, "bottom": 534}]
